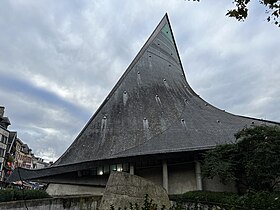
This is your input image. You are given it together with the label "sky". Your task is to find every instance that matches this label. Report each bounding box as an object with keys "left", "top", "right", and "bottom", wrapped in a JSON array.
[{"left": 0, "top": 0, "right": 279, "bottom": 162}]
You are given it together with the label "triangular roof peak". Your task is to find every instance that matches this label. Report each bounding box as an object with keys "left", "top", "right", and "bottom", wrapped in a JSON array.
[
  {"left": 53, "top": 14, "right": 278, "bottom": 166},
  {"left": 55, "top": 14, "right": 194, "bottom": 165},
  {"left": 103, "top": 13, "right": 186, "bottom": 105}
]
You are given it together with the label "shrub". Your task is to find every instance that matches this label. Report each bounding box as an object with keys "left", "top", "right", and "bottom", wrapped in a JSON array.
[
  {"left": 170, "top": 191, "right": 280, "bottom": 210},
  {"left": 238, "top": 191, "right": 280, "bottom": 209},
  {"left": 202, "top": 125, "right": 280, "bottom": 193},
  {"left": 0, "top": 189, "right": 50, "bottom": 202},
  {"left": 170, "top": 191, "right": 239, "bottom": 208}
]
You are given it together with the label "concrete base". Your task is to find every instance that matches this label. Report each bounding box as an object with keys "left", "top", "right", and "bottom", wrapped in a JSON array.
[
  {"left": 99, "top": 172, "right": 170, "bottom": 210},
  {"left": 46, "top": 183, "right": 105, "bottom": 196}
]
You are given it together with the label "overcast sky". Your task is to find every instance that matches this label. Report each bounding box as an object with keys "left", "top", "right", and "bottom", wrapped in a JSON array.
[{"left": 1, "top": 0, "right": 279, "bottom": 162}]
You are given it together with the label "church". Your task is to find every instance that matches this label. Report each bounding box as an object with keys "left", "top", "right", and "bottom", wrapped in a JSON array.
[{"left": 8, "top": 14, "right": 279, "bottom": 196}]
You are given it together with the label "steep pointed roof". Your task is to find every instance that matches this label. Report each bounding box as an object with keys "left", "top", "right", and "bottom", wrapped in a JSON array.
[
  {"left": 54, "top": 14, "right": 278, "bottom": 166},
  {"left": 7, "top": 14, "right": 280, "bottom": 182}
]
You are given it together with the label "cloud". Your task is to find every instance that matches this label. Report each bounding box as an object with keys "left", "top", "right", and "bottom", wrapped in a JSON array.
[{"left": 0, "top": 0, "right": 279, "bottom": 161}]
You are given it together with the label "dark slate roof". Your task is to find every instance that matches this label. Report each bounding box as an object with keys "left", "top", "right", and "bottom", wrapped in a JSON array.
[
  {"left": 54, "top": 14, "right": 279, "bottom": 166},
  {"left": 0, "top": 116, "right": 11, "bottom": 128},
  {"left": 7, "top": 14, "right": 279, "bottom": 182}
]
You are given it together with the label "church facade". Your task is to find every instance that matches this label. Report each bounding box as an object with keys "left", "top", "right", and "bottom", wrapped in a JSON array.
[{"left": 8, "top": 14, "right": 279, "bottom": 196}]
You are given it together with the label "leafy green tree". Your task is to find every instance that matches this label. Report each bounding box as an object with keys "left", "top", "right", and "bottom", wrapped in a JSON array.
[
  {"left": 227, "top": 0, "right": 280, "bottom": 27},
  {"left": 202, "top": 125, "right": 280, "bottom": 192},
  {"left": 189, "top": 0, "right": 280, "bottom": 27}
]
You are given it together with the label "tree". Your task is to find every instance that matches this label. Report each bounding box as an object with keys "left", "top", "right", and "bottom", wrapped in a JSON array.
[
  {"left": 227, "top": 0, "right": 280, "bottom": 27},
  {"left": 189, "top": 0, "right": 280, "bottom": 27},
  {"left": 202, "top": 125, "right": 280, "bottom": 192}
]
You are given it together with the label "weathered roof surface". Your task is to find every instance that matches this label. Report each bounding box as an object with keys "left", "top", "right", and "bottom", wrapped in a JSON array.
[
  {"left": 54, "top": 14, "right": 279, "bottom": 166},
  {"left": 7, "top": 14, "right": 279, "bottom": 183}
]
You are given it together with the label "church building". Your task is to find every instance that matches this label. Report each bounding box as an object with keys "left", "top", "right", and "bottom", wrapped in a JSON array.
[{"left": 8, "top": 14, "right": 279, "bottom": 196}]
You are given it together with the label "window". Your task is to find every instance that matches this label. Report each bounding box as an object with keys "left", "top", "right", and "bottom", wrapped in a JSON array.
[
  {"left": 93, "top": 163, "right": 130, "bottom": 175},
  {"left": 0, "top": 148, "right": 5, "bottom": 157},
  {"left": 104, "top": 165, "right": 110, "bottom": 174},
  {"left": 3, "top": 136, "right": 7, "bottom": 144},
  {"left": 97, "top": 166, "right": 103, "bottom": 175},
  {"left": 0, "top": 135, "right": 8, "bottom": 144},
  {"left": 110, "top": 164, "right": 117, "bottom": 171},
  {"left": 123, "top": 163, "right": 129, "bottom": 172},
  {"left": 117, "top": 164, "right": 122, "bottom": 172},
  {"left": 89, "top": 168, "right": 97, "bottom": 176},
  {"left": 82, "top": 170, "right": 90, "bottom": 176}
]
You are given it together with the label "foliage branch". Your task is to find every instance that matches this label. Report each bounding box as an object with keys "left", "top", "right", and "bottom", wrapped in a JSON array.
[
  {"left": 187, "top": 0, "right": 280, "bottom": 27},
  {"left": 202, "top": 125, "right": 280, "bottom": 192}
]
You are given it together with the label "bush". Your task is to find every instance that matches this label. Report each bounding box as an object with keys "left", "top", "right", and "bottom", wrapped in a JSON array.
[
  {"left": 238, "top": 191, "right": 280, "bottom": 209},
  {"left": 170, "top": 191, "right": 280, "bottom": 210},
  {"left": 202, "top": 126, "right": 280, "bottom": 193},
  {"left": 170, "top": 191, "right": 239, "bottom": 208},
  {"left": 0, "top": 189, "right": 51, "bottom": 202}
]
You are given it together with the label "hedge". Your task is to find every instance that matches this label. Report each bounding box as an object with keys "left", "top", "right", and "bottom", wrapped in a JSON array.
[
  {"left": 0, "top": 189, "right": 51, "bottom": 202},
  {"left": 170, "top": 191, "right": 280, "bottom": 210}
]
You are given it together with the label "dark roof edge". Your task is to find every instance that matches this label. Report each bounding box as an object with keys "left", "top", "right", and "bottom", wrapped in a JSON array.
[
  {"left": 43, "top": 145, "right": 215, "bottom": 173},
  {"left": 165, "top": 14, "right": 187, "bottom": 85},
  {"left": 54, "top": 14, "right": 176, "bottom": 165},
  {"left": 8, "top": 147, "right": 212, "bottom": 182},
  {"left": 192, "top": 93, "right": 280, "bottom": 126},
  {"left": 234, "top": 114, "right": 280, "bottom": 125}
]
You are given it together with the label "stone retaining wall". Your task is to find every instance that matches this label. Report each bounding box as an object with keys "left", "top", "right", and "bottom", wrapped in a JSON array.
[{"left": 0, "top": 195, "right": 102, "bottom": 210}]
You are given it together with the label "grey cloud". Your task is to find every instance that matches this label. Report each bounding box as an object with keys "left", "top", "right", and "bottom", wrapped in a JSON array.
[{"left": 1, "top": 0, "right": 279, "bottom": 161}]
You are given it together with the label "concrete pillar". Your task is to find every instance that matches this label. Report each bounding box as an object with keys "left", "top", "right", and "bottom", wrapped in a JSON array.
[
  {"left": 129, "top": 164, "right": 134, "bottom": 175},
  {"left": 162, "top": 160, "right": 168, "bottom": 193},
  {"left": 195, "top": 161, "right": 202, "bottom": 190}
]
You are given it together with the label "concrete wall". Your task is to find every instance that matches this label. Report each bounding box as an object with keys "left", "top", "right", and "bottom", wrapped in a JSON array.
[
  {"left": 169, "top": 163, "right": 196, "bottom": 194},
  {"left": 136, "top": 166, "right": 162, "bottom": 186},
  {"left": 136, "top": 162, "right": 237, "bottom": 194},
  {"left": 203, "top": 176, "right": 237, "bottom": 192},
  {"left": 46, "top": 183, "right": 105, "bottom": 196},
  {"left": 134, "top": 163, "right": 197, "bottom": 195},
  {"left": 0, "top": 195, "right": 101, "bottom": 210},
  {"left": 46, "top": 161, "right": 237, "bottom": 197}
]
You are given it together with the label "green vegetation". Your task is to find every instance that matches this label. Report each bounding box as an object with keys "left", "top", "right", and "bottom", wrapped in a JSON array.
[
  {"left": 171, "top": 191, "right": 280, "bottom": 210},
  {"left": 202, "top": 125, "right": 280, "bottom": 192},
  {"left": 228, "top": 0, "right": 280, "bottom": 27},
  {"left": 170, "top": 191, "right": 239, "bottom": 207},
  {"left": 0, "top": 189, "right": 50, "bottom": 203},
  {"left": 108, "top": 191, "right": 280, "bottom": 209},
  {"left": 190, "top": 0, "right": 280, "bottom": 27},
  {"left": 110, "top": 194, "right": 168, "bottom": 210}
]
